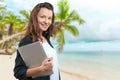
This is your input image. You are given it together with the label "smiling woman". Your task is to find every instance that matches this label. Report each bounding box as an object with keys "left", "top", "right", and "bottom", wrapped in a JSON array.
[
  {"left": 37, "top": 8, "right": 53, "bottom": 32},
  {"left": 13, "top": 2, "right": 60, "bottom": 80}
]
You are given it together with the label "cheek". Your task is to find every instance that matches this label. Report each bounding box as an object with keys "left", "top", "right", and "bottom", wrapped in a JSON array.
[
  {"left": 37, "top": 18, "right": 42, "bottom": 23},
  {"left": 49, "top": 20, "right": 52, "bottom": 24}
]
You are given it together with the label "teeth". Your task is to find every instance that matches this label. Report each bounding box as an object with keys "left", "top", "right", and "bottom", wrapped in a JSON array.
[
  {"left": 41, "top": 23, "right": 48, "bottom": 26},
  {"left": 40, "top": 23, "right": 49, "bottom": 27}
]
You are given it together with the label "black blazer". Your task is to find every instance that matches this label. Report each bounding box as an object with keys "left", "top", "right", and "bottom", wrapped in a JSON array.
[{"left": 14, "top": 36, "right": 60, "bottom": 80}]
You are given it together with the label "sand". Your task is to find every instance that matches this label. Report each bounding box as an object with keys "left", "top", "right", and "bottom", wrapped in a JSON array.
[
  {"left": 0, "top": 53, "right": 89, "bottom": 80},
  {"left": 0, "top": 53, "right": 17, "bottom": 80}
]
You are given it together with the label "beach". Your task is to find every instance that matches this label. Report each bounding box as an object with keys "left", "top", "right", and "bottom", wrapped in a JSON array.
[
  {"left": 0, "top": 53, "right": 87, "bottom": 80},
  {"left": 0, "top": 54, "right": 17, "bottom": 80},
  {"left": 58, "top": 51, "right": 120, "bottom": 80},
  {"left": 1, "top": 51, "right": 120, "bottom": 80}
]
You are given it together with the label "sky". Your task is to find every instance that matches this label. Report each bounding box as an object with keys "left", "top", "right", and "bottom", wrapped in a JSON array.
[{"left": 4, "top": 0, "right": 120, "bottom": 51}]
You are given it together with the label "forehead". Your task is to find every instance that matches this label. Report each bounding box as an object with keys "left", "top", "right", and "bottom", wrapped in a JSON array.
[{"left": 38, "top": 8, "right": 53, "bottom": 17}]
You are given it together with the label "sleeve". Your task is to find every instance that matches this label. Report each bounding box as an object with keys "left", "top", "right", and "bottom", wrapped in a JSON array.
[
  {"left": 14, "top": 50, "right": 31, "bottom": 79},
  {"left": 13, "top": 36, "right": 32, "bottom": 80}
]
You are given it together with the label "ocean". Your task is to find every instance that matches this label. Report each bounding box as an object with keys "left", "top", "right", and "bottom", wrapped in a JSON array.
[{"left": 58, "top": 51, "right": 120, "bottom": 80}]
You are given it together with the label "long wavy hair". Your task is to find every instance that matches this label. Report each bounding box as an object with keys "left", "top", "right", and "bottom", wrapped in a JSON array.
[{"left": 25, "top": 2, "right": 55, "bottom": 42}]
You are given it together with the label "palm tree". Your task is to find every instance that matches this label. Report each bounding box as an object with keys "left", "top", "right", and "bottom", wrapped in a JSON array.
[
  {"left": 0, "top": 0, "right": 7, "bottom": 40},
  {"left": 0, "top": 10, "right": 29, "bottom": 54},
  {"left": 53, "top": 0, "right": 85, "bottom": 52},
  {"left": 4, "top": 12, "right": 22, "bottom": 35},
  {"left": 0, "top": 12, "right": 21, "bottom": 53},
  {"left": 0, "top": 0, "right": 28, "bottom": 54},
  {"left": 14, "top": 10, "right": 29, "bottom": 33}
]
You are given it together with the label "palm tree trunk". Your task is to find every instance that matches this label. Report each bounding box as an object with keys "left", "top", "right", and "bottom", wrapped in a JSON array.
[
  {"left": 0, "top": 31, "right": 25, "bottom": 54},
  {"left": 0, "top": 31, "right": 25, "bottom": 44},
  {"left": 8, "top": 23, "right": 13, "bottom": 35},
  {"left": 0, "top": 34, "right": 2, "bottom": 40}
]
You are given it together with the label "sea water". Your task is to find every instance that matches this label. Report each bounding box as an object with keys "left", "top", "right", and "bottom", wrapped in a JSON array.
[{"left": 58, "top": 51, "right": 120, "bottom": 80}]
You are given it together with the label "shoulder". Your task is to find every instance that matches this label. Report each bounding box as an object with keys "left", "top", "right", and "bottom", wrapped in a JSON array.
[{"left": 19, "top": 35, "right": 33, "bottom": 47}]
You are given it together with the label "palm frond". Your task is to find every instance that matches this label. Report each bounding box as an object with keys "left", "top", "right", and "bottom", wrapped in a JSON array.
[
  {"left": 19, "top": 10, "right": 30, "bottom": 20},
  {"left": 65, "top": 10, "right": 85, "bottom": 24},
  {"left": 57, "top": 0, "right": 69, "bottom": 20},
  {"left": 65, "top": 25, "right": 79, "bottom": 36}
]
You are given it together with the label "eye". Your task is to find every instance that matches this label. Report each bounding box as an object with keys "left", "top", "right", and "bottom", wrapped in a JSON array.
[
  {"left": 48, "top": 17, "right": 52, "bottom": 20},
  {"left": 40, "top": 15, "right": 45, "bottom": 18}
]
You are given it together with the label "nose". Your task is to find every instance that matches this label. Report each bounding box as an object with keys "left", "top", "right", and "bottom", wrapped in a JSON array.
[{"left": 45, "top": 18, "right": 49, "bottom": 24}]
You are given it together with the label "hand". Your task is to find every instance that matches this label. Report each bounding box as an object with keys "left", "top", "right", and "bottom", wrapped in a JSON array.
[
  {"left": 41, "top": 57, "right": 53, "bottom": 71},
  {"left": 26, "top": 57, "right": 53, "bottom": 77}
]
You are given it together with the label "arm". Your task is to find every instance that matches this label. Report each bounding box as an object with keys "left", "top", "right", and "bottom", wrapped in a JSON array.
[
  {"left": 14, "top": 36, "right": 32, "bottom": 79},
  {"left": 14, "top": 50, "right": 31, "bottom": 79},
  {"left": 26, "top": 57, "right": 53, "bottom": 77},
  {"left": 14, "top": 36, "right": 53, "bottom": 79}
]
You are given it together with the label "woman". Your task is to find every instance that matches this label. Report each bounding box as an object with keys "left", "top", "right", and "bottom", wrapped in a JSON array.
[{"left": 14, "top": 2, "right": 60, "bottom": 80}]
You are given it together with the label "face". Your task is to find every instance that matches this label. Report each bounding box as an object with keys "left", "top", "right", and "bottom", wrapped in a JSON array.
[{"left": 37, "top": 8, "right": 53, "bottom": 32}]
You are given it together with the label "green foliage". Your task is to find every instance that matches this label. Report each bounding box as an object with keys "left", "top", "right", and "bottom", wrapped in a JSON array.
[
  {"left": 0, "top": 0, "right": 28, "bottom": 53},
  {"left": 56, "top": 29, "right": 65, "bottom": 51},
  {"left": 0, "top": 0, "right": 85, "bottom": 54},
  {"left": 19, "top": 10, "right": 30, "bottom": 21},
  {"left": 57, "top": 0, "right": 69, "bottom": 19},
  {"left": 53, "top": 0, "right": 85, "bottom": 52},
  {"left": 64, "top": 25, "right": 79, "bottom": 36}
]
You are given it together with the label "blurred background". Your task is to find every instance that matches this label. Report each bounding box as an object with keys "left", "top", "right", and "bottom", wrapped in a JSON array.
[{"left": 0, "top": 0, "right": 120, "bottom": 80}]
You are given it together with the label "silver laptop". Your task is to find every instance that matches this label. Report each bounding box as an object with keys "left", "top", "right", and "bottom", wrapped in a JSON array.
[{"left": 18, "top": 41, "right": 53, "bottom": 78}]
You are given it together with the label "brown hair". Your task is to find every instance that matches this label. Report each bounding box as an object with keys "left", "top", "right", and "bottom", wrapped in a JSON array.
[{"left": 25, "top": 2, "right": 54, "bottom": 42}]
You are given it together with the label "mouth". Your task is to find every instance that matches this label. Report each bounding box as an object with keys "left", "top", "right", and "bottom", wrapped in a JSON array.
[{"left": 40, "top": 23, "right": 49, "bottom": 29}]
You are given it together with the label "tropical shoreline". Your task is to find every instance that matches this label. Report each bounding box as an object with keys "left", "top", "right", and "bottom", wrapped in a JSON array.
[
  {"left": 60, "top": 68, "right": 90, "bottom": 80},
  {"left": 0, "top": 53, "right": 90, "bottom": 80},
  {"left": 1, "top": 52, "right": 119, "bottom": 80}
]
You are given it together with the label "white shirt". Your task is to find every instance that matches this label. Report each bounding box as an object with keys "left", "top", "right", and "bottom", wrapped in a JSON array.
[{"left": 42, "top": 41, "right": 59, "bottom": 80}]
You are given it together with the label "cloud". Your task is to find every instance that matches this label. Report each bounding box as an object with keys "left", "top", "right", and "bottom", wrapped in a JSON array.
[
  {"left": 4, "top": 0, "right": 120, "bottom": 42},
  {"left": 63, "top": 40, "right": 120, "bottom": 52},
  {"left": 4, "top": 0, "right": 58, "bottom": 14},
  {"left": 74, "top": 0, "right": 120, "bottom": 41}
]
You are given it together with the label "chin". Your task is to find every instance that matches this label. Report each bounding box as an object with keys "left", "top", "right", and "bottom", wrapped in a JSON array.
[{"left": 42, "top": 28, "right": 48, "bottom": 31}]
